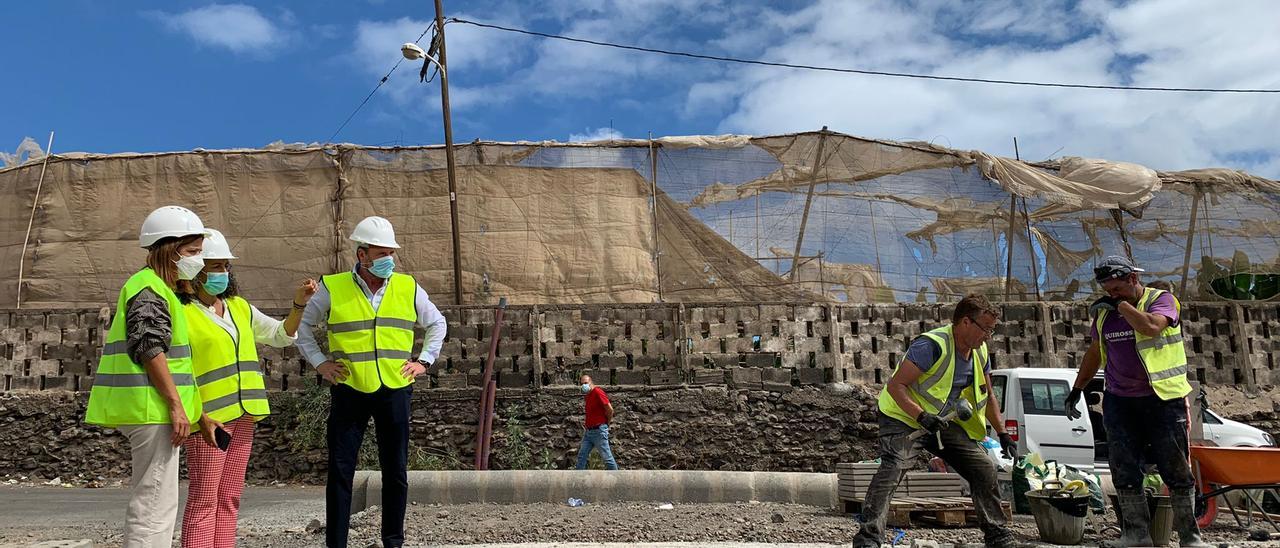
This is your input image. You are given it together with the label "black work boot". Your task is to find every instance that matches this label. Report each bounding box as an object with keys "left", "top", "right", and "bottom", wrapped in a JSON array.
[
  {"left": 1102, "top": 490, "right": 1155, "bottom": 547},
  {"left": 1170, "top": 488, "right": 1210, "bottom": 547},
  {"left": 983, "top": 525, "right": 1023, "bottom": 548}
]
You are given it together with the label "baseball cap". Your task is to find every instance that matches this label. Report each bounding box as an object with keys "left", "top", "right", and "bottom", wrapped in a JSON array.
[{"left": 1094, "top": 255, "right": 1145, "bottom": 282}]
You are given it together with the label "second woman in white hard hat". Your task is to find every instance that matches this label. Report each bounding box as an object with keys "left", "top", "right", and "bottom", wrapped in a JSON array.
[
  {"left": 177, "top": 228, "right": 317, "bottom": 548},
  {"left": 85, "top": 205, "right": 210, "bottom": 548}
]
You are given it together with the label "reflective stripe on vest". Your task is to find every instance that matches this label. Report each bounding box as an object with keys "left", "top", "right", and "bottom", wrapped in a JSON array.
[
  {"left": 878, "top": 324, "right": 990, "bottom": 441},
  {"left": 85, "top": 268, "right": 202, "bottom": 428},
  {"left": 184, "top": 296, "right": 271, "bottom": 426},
  {"left": 1094, "top": 287, "right": 1192, "bottom": 401},
  {"left": 323, "top": 272, "right": 418, "bottom": 393}
]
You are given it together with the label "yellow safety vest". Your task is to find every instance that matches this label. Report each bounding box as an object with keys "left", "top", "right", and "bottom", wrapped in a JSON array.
[
  {"left": 184, "top": 296, "right": 270, "bottom": 428},
  {"left": 879, "top": 324, "right": 990, "bottom": 441},
  {"left": 322, "top": 272, "right": 418, "bottom": 393},
  {"left": 1095, "top": 287, "right": 1192, "bottom": 401},
  {"left": 85, "top": 268, "right": 201, "bottom": 428}
]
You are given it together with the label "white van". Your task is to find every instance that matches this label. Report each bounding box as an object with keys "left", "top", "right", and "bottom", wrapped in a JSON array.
[{"left": 989, "top": 367, "right": 1273, "bottom": 470}]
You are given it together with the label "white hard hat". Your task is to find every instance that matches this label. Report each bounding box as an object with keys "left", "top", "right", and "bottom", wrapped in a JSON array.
[
  {"left": 138, "top": 206, "right": 211, "bottom": 248},
  {"left": 349, "top": 216, "right": 400, "bottom": 248},
  {"left": 201, "top": 228, "right": 238, "bottom": 260}
]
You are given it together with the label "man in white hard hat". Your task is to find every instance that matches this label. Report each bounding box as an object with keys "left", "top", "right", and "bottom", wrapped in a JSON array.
[{"left": 295, "top": 215, "right": 447, "bottom": 548}]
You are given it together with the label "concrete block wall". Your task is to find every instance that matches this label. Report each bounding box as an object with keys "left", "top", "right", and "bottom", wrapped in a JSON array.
[{"left": 2, "top": 302, "right": 1277, "bottom": 393}]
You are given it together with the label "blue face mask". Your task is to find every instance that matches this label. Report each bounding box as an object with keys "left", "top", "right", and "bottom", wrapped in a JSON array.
[
  {"left": 202, "top": 272, "right": 230, "bottom": 295},
  {"left": 367, "top": 255, "right": 395, "bottom": 279},
  {"left": 581, "top": 383, "right": 591, "bottom": 394}
]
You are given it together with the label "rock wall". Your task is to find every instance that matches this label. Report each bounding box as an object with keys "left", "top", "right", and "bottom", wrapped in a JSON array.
[{"left": 0, "top": 385, "right": 883, "bottom": 483}]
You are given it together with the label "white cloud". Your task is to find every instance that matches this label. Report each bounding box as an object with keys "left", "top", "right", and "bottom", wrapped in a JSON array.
[
  {"left": 148, "top": 4, "right": 291, "bottom": 55},
  {"left": 568, "top": 127, "right": 624, "bottom": 142},
  {"left": 344, "top": 0, "right": 1280, "bottom": 178},
  {"left": 702, "top": 0, "right": 1280, "bottom": 177}
]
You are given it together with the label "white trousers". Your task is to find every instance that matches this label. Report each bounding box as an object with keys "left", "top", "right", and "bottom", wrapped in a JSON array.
[{"left": 119, "top": 424, "right": 181, "bottom": 548}]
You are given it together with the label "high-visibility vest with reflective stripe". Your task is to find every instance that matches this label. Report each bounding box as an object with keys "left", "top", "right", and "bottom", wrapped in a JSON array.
[
  {"left": 879, "top": 324, "right": 990, "bottom": 441},
  {"left": 1095, "top": 287, "right": 1192, "bottom": 401},
  {"left": 85, "top": 268, "right": 201, "bottom": 428},
  {"left": 323, "top": 272, "right": 418, "bottom": 393},
  {"left": 184, "top": 296, "right": 270, "bottom": 428}
]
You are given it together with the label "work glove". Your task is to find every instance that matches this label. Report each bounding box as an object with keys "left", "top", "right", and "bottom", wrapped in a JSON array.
[
  {"left": 916, "top": 411, "right": 945, "bottom": 434},
  {"left": 1064, "top": 387, "right": 1084, "bottom": 420},
  {"left": 1089, "top": 295, "right": 1119, "bottom": 318},
  {"left": 999, "top": 432, "right": 1019, "bottom": 462}
]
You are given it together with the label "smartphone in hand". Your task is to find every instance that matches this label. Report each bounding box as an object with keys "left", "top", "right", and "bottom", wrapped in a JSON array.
[{"left": 214, "top": 427, "right": 232, "bottom": 452}]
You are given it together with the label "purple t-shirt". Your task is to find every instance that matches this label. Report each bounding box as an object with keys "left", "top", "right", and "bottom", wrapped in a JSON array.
[{"left": 1092, "top": 291, "right": 1179, "bottom": 397}]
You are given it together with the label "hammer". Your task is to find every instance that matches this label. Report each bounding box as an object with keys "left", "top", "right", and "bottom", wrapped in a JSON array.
[{"left": 907, "top": 399, "right": 975, "bottom": 449}]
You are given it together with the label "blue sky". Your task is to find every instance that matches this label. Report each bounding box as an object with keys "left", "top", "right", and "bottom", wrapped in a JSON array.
[{"left": 4, "top": 0, "right": 1279, "bottom": 178}]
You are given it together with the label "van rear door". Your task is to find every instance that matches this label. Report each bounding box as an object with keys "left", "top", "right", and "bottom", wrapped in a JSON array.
[{"left": 1019, "top": 377, "right": 1094, "bottom": 467}]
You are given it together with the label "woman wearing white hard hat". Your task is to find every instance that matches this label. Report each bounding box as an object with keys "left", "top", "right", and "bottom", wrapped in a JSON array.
[
  {"left": 85, "top": 205, "right": 210, "bottom": 548},
  {"left": 176, "top": 228, "right": 317, "bottom": 548}
]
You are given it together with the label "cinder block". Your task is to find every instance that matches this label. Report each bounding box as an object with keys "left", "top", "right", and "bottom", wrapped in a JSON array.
[
  {"left": 794, "top": 306, "right": 825, "bottom": 321},
  {"left": 614, "top": 370, "right": 647, "bottom": 385},
  {"left": 28, "top": 359, "right": 62, "bottom": 376},
  {"left": 761, "top": 367, "right": 792, "bottom": 384},
  {"left": 10, "top": 376, "right": 40, "bottom": 390},
  {"left": 730, "top": 367, "right": 763, "bottom": 389},
  {"left": 598, "top": 353, "right": 629, "bottom": 369},
  {"left": 29, "top": 327, "right": 61, "bottom": 345},
  {"left": 632, "top": 356, "right": 663, "bottom": 369},
  {"left": 706, "top": 353, "right": 739, "bottom": 367},
  {"left": 694, "top": 369, "right": 726, "bottom": 385},
  {"left": 498, "top": 371, "right": 531, "bottom": 388},
  {"left": 648, "top": 369, "right": 681, "bottom": 385},
  {"left": 797, "top": 367, "right": 826, "bottom": 385},
  {"left": 744, "top": 353, "right": 777, "bottom": 368},
  {"left": 437, "top": 373, "right": 468, "bottom": 389},
  {"left": 42, "top": 376, "right": 72, "bottom": 390}
]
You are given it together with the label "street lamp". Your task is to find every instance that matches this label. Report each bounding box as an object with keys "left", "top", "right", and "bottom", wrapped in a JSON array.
[
  {"left": 400, "top": 16, "right": 463, "bottom": 305},
  {"left": 401, "top": 42, "right": 447, "bottom": 80}
]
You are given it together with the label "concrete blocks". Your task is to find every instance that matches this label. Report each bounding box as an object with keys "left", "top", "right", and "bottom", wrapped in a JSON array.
[{"left": 355, "top": 470, "right": 838, "bottom": 509}]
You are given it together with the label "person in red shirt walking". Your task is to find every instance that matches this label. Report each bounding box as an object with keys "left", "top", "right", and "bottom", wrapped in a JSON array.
[{"left": 575, "top": 375, "right": 618, "bottom": 470}]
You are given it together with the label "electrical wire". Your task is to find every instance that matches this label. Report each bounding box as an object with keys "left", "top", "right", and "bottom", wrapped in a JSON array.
[
  {"left": 326, "top": 25, "right": 435, "bottom": 144},
  {"left": 449, "top": 17, "right": 1280, "bottom": 94}
]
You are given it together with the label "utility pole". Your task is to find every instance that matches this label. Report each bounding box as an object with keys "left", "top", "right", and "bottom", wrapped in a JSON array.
[
  {"left": 434, "top": 0, "right": 464, "bottom": 304},
  {"left": 1003, "top": 138, "right": 1019, "bottom": 301},
  {"left": 790, "top": 127, "right": 830, "bottom": 281},
  {"left": 754, "top": 189, "right": 761, "bottom": 259}
]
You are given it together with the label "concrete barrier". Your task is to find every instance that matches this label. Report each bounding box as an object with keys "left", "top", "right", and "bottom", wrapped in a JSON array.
[{"left": 352, "top": 470, "right": 838, "bottom": 511}]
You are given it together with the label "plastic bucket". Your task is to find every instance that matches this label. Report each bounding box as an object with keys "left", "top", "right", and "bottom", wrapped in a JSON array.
[{"left": 1027, "top": 489, "right": 1089, "bottom": 545}]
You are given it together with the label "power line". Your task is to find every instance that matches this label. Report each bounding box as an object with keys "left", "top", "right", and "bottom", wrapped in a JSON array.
[
  {"left": 450, "top": 17, "right": 1280, "bottom": 94},
  {"left": 326, "top": 26, "right": 434, "bottom": 143}
]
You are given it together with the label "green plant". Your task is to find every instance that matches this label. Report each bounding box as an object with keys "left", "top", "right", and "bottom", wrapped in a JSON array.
[
  {"left": 495, "top": 405, "right": 557, "bottom": 470},
  {"left": 409, "top": 446, "right": 464, "bottom": 470},
  {"left": 279, "top": 376, "right": 463, "bottom": 471},
  {"left": 280, "top": 376, "right": 330, "bottom": 452}
]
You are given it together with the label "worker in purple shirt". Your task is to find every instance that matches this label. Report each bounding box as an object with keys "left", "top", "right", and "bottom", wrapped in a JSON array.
[{"left": 1066, "top": 256, "right": 1206, "bottom": 548}]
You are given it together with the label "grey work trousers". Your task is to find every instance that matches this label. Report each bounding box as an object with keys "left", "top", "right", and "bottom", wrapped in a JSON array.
[{"left": 852, "top": 413, "right": 1011, "bottom": 547}]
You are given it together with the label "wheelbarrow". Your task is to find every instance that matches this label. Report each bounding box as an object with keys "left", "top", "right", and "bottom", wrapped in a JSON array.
[{"left": 1190, "top": 445, "right": 1280, "bottom": 530}]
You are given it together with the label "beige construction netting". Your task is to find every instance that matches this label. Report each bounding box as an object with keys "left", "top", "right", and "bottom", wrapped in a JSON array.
[{"left": 1, "top": 130, "right": 1277, "bottom": 308}]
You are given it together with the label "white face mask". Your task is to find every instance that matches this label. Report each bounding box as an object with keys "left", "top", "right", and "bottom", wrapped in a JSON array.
[
  {"left": 174, "top": 254, "right": 206, "bottom": 281},
  {"left": 580, "top": 383, "right": 591, "bottom": 394}
]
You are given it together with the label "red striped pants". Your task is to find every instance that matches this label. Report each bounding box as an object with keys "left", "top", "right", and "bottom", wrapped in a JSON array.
[{"left": 181, "top": 417, "right": 255, "bottom": 548}]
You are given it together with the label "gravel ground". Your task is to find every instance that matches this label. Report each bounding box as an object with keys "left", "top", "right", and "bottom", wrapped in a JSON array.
[{"left": 2, "top": 496, "right": 1276, "bottom": 547}]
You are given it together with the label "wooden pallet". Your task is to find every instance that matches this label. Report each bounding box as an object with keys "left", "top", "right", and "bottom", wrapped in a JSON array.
[
  {"left": 837, "top": 463, "right": 967, "bottom": 500},
  {"left": 841, "top": 496, "right": 1013, "bottom": 528}
]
